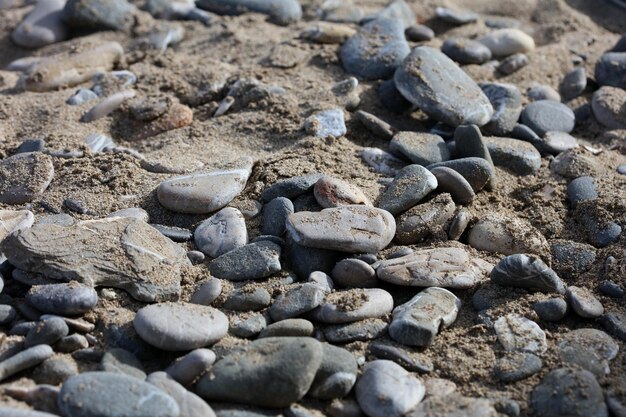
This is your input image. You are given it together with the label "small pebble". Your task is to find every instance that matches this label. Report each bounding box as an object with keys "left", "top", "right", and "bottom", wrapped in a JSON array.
[
  {"left": 567, "top": 286, "right": 604, "bottom": 318},
  {"left": 533, "top": 298, "right": 568, "bottom": 322},
  {"left": 497, "top": 53, "right": 529, "bottom": 75},
  {"left": 194, "top": 207, "right": 248, "bottom": 257},
  {"left": 304, "top": 108, "right": 346, "bottom": 138},
  {"left": 560, "top": 67, "right": 587, "bottom": 100}
]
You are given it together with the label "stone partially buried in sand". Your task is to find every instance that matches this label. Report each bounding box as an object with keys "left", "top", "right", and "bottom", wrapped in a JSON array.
[
  {"left": 468, "top": 213, "right": 550, "bottom": 256},
  {"left": 0, "top": 209, "right": 34, "bottom": 242},
  {"left": 0, "top": 153, "right": 54, "bottom": 205}
]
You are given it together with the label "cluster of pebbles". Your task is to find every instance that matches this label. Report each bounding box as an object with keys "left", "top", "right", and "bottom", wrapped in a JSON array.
[{"left": 0, "top": 0, "right": 625, "bottom": 416}]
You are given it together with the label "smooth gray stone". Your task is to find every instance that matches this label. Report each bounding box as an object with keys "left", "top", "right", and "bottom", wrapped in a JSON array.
[
  {"left": 208, "top": 241, "right": 281, "bottom": 281},
  {"left": 441, "top": 37, "right": 492, "bottom": 64},
  {"left": 286, "top": 237, "right": 341, "bottom": 279},
  {"left": 261, "top": 174, "right": 323, "bottom": 202},
  {"left": 578, "top": 212, "right": 622, "bottom": 248},
  {"left": 26, "top": 283, "right": 98, "bottom": 315},
  {"left": 0, "top": 305, "right": 16, "bottom": 325},
  {"left": 262, "top": 197, "right": 294, "bottom": 236},
  {"left": 521, "top": 100, "right": 575, "bottom": 136},
  {"left": 389, "top": 287, "right": 460, "bottom": 347},
  {"left": 195, "top": 337, "right": 323, "bottom": 408},
  {"left": 494, "top": 399, "right": 520, "bottom": 417},
  {"left": 369, "top": 343, "right": 433, "bottom": 373},
  {"left": 0, "top": 408, "right": 60, "bottom": 417},
  {"left": 25, "top": 317, "right": 69, "bottom": 347},
  {"left": 394, "top": 47, "right": 493, "bottom": 127},
  {"left": 427, "top": 157, "right": 494, "bottom": 192},
  {"left": 497, "top": 53, "right": 529, "bottom": 74},
  {"left": 411, "top": 396, "right": 497, "bottom": 417},
  {"left": 355, "top": 360, "right": 424, "bottom": 417},
  {"left": 12, "top": 0, "right": 67, "bottom": 48},
  {"left": 196, "top": 0, "right": 301, "bottom": 25},
  {"left": 530, "top": 368, "right": 607, "bottom": 417},
  {"left": 495, "top": 314, "right": 546, "bottom": 353},
  {"left": 323, "top": 318, "right": 388, "bottom": 343},
  {"left": 567, "top": 286, "right": 604, "bottom": 318},
  {"left": 230, "top": 313, "right": 267, "bottom": 338},
  {"left": 448, "top": 208, "right": 470, "bottom": 240},
  {"left": 595, "top": 52, "right": 626, "bottom": 89},
  {"left": 533, "top": 298, "right": 567, "bottom": 322},
  {"left": 108, "top": 207, "right": 150, "bottom": 222},
  {"left": 307, "top": 271, "right": 334, "bottom": 293},
  {"left": 558, "top": 328, "right": 618, "bottom": 376},
  {"left": 67, "top": 88, "right": 98, "bottom": 105},
  {"left": 479, "top": 82, "right": 522, "bottom": 136},
  {"left": 479, "top": 28, "right": 534, "bottom": 57},
  {"left": 567, "top": 176, "right": 597, "bottom": 207},
  {"left": 511, "top": 123, "right": 541, "bottom": 144},
  {"left": 560, "top": 67, "right": 587, "bottom": 100},
  {"left": 258, "top": 318, "right": 313, "bottom": 338},
  {"left": 494, "top": 352, "right": 542, "bottom": 382},
  {"left": 405, "top": 24, "right": 434, "bottom": 41},
  {"left": 0, "top": 344, "right": 54, "bottom": 382},
  {"left": 389, "top": 132, "right": 449, "bottom": 166},
  {"left": 166, "top": 348, "right": 216, "bottom": 386},
  {"left": 147, "top": 371, "right": 217, "bottom": 417},
  {"left": 378, "top": 79, "right": 412, "bottom": 113},
  {"left": 483, "top": 136, "right": 541, "bottom": 175},
  {"left": 600, "top": 312, "right": 626, "bottom": 341},
  {"left": 310, "top": 288, "right": 393, "bottom": 324},
  {"left": 58, "top": 372, "right": 180, "bottom": 417},
  {"left": 187, "top": 250, "right": 205, "bottom": 264},
  {"left": 340, "top": 18, "right": 410, "bottom": 80},
  {"left": 377, "top": 165, "right": 437, "bottom": 215},
  {"left": 101, "top": 348, "right": 146, "bottom": 379},
  {"left": 10, "top": 321, "right": 37, "bottom": 336},
  {"left": 366, "top": 0, "right": 414, "bottom": 29},
  {"left": 592, "top": 86, "right": 626, "bottom": 129},
  {"left": 528, "top": 85, "right": 560, "bottom": 101},
  {"left": 269, "top": 283, "right": 325, "bottom": 321},
  {"left": 331, "top": 258, "right": 376, "bottom": 288},
  {"left": 56, "top": 333, "right": 89, "bottom": 352},
  {"left": 151, "top": 224, "right": 192, "bottom": 242},
  {"left": 355, "top": 110, "right": 396, "bottom": 140},
  {"left": 16, "top": 139, "right": 45, "bottom": 154},
  {"left": 395, "top": 193, "right": 456, "bottom": 244},
  {"left": 62, "top": 0, "right": 137, "bottom": 32},
  {"left": 0, "top": 152, "right": 54, "bottom": 205},
  {"left": 1, "top": 209, "right": 33, "bottom": 241},
  {"left": 134, "top": 302, "right": 228, "bottom": 351},
  {"left": 191, "top": 279, "right": 222, "bottom": 305},
  {"left": 468, "top": 213, "right": 549, "bottom": 256},
  {"left": 304, "top": 108, "right": 346, "bottom": 138},
  {"left": 307, "top": 343, "right": 357, "bottom": 400},
  {"left": 435, "top": 6, "right": 478, "bottom": 24},
  {"left": 223, "top": 287, "right": 271, "bottom": 311},
  {"left": 431, "top": 167, "right": 475, "bottom": 204},
  {"left": 538, "top": 131, "right": 579, "bottom": 154},
  {"left": 32, "top": 355, "right": 78, "bottom": 385},
  {"left": 453, "top": 125, "right": 494, "bottom": 185},
  {"left": 360, "top": 147, "right": 407, "bottom": 176},
  {"left": 491, "top": 254, "right": 565, "bottom": 293},
  {"left": 599, "top": 280, "right": 624, "bottom": 298},
  {"left": 313, "top": 176, "right": 370, "bottom": 208}
]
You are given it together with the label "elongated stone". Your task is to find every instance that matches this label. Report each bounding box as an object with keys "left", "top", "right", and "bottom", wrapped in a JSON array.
[
  {"left": 394, "top": 193, "right": 456, "bottom": 244},
  {"left": 208, "top": 240, "right": 281, "bottom": 281},
  {"left": 491, "top": 254, "right": 565, "bottom": 294},
  {"left": 468, "top": 214, "right": 550, "bottom": 256},
  {"left": 377, "top": 165, "right": 438, "bottom": 215},
  {"left": 0, "top": 345, "right": 53, "bottom": 382},
  {"left": 311, "top": 288, "right": 393, "bottom": 324},
  {"left": 427, "top": 157, "right": 494, "bottom": 192}
]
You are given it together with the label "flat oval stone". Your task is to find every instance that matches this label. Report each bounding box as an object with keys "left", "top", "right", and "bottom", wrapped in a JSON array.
[
  {"left": 190, "top": 279, "right": 222, "bottom": 305},
  {"left": 314, "top": 176, "right": 371, "bottom": 208},
  {"left": 468, "top": 213, "right": 549, "bottom": 256},
  {"left": 134, "top": 302, "right": 228, "bottom": 351},
  {"left": 340, "top": 18, "right": 410, "bottom": 80},
  {"left": 394, "top": 47, "right": 493, "bottom": 127},
  {"left": 286, "top": 205, "right": 395, "bottom": 253},
  {"left": 559, "top": 328, "right": 619, "bottom": 364},
  {"left": 258, "top": 318, "right": 314, "bottom": 338},
  {"left": 427, "top": 157, "right": 494, "bottom": 192},
  {"left": 591, "top": 86, "right": 626, "bottom": 129},
  {"left": 324, "top": 318, "right": 388, "bottom": 343},
  {"left": 435, "top": 6, "right": 478, "bottom": 24},
  {"left": 520, "top": 100, "right": 575, "bottom": 136},
  {"left": 478, "top": 28, "right": 535, "bottom": 57},
  {"left": 262, "top": 197, "right": 294, "bottom": 236},
  {"left": 495, "top": 314, "right": 546, "bottom": 353},
  {"left": 12, "top": 0, "right": 67, "bottom": 48},
  {"left": 0, "top": 344, "right": 54, "bottom": 382},
  {"left": 567, "top": 176, "right": 597, "bottom": 207},
  {"left": 331, "top": 258, "right": 377, "bottom": 288},
  {"left": 491, "top": 254, "right": 565, "bottom": 293},
  {"left": 269, "top": 283, "right": 325, "bottom": 321},
  {"left": 442, "top": 37, "right": 492, "bottom": 64},
  {"left": 166, "top": 348, "right": 216, "bottom": 386},
  {"left": 223, "top": 287, "right": 271, "bottom": 311},
  {"left": 311, "top": 288, "right": 393, "bottom": 324},
  {"left": 533, "top": 297, "right": 567, "bottom": 322},
  {"left": 63, "top": 0, "right": 137, "bottom": 32},
  {"left": 539, "top": 131, "right": 579, "bottom": 154},
  {"left": 195, "top": 337, "right": 323, "bottom": 408},
  {"left": 595, "top": 52, "right": 626, "bottom": 89},
  {"left": 25, "top": 317, "right": 69, "bottom": 347},
  {"left": 566, "top": 286, "right": 604, "bottom": 318},
  {"left": 0, "top": 209, "right": 34, "bottom": 242},
  {"left": 483, "top": 137, "right": 542, "bottom": 175},
  {"left": 405, "top": 24, "right": 434, "bottom": 41},
  {"left": 431, "top": 167, "right": 475, "bottom": 204},
  {"left": 58, "top": 372, "right": 180, "bottom": 417},
  {"left": 500, "top": 53, "right": 529, "bottom": 74},
  {"left": 389, "top": 132, "right": 449, "bottom": 166},
  {"left": 494, "top": 352, "right": 542, "bottom": 382},
  {"left": 196, "top": 0, "right": 302, "bottom": 25},
  {"left": 480, "top": 83, "right": 523, "bottom": 136},
  {"left": 0, "top": 153, "right": 54, "bottom": 205},
  {"left": 528, "top": 84, "right": 561, "bottom": 102},
  {"left": 230, "top": 313, "right": 267, "bottom": 338},
  {"left": 355, "top": 360, "right": 425, "bottom": 417},
  {"left": 377, "top": 165, "right": 438, "bottom": 215},
  {"left": 448, "top": 208, "right": 470, "bottom": 240},
  {"left": 208, "top": 241, "right": 281, "bottom": 281},
  {"left": 389, "top": 287, "right": 460, "bottom": 347},
  {"left": 26, "top": 282, "right": 98, "bottom": 315},
  {"left": 157, "top": 167, "right": 251, "bottom": 214},
  {"left": 377, "top": 247, "right": 493, "bottom": 289},
  {"left": 560, "top": 67, "right": 587, "bottom": 101},
  {"left": 194, "top": 207, "right": 247, "bottom": 258},
  {"left": 360, "top": 147, "right": 407, "bottom": 176},
  {"left": 394, "top": 193, "right": 456, "bottom": 244}
]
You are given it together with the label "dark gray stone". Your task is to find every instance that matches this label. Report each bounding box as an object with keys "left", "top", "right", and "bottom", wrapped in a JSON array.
[
  {"left": 521, "top": 100, "right": 575, "bottom": 136},
  {"left": 0, "top": 345, "right": 54, "bottom": 382},
  {"left": 479, "top": 83, "right": 523, "bottom": 136},
  {"left": 25, "top": 317, "right": 69, "bottom": 347},
  {"left": 377, "top": 165, "right": 437, "bottom": 215},
  {"left": 146, "top": 371, "right": 217, "bottom": 417},
  {"left": 533, "top": 298, "right": 567, "bottom": 322},
  {"left": 600, "top": 312, "right": 626, "bottom": 341},
  {"left": 483, "top": 136, "right": 542, "bottom": 175},
  {"left": 405, "top": 24, "right": 434, "bottom": 41},
  {"left": 323, "top": 318, "right": 388, "bottom": 343},
  {"left": 389, "top": 132, "right": 449, "bottom": 166},
  {"left": 453, "top": 125, "right": 494, "bottom": 181},
  {"left": 223, "top": 287, "right": 271, "bottom": 311},
  {"left": 16, "top": 139, "right": 45, "bottom": 154},
  {"left": 431, "top": 167, "right": 475, "bottom": 204},
  {"left": 308, "top": 343, "right": 357, "bottom": 400},
  {"left": 62, "top": 0, "right": 137, "bottom": 32},
  {"left": 435, "top": 6, "right": 478, "bottom": 24},
  {"left": 261, "top": 174, "right": 323, "bottom": 202},
  {"left": 196, "top": 0, "right": 302, "bottom": 25},
  {"left": 494, "top": 352, "right": 542, "bottom": 382},
  {"left": 394, "top": 193, "right": 456, "bottom": 244},
  {"left": 32, "top": 354, "right": 79, "bottom": 385},
  {"left": 427, "top": 157, "right": 494, "bottom": 192},
  {"left": 269, "top": 283, "right": 325, "bottom": 321},
  {"left": 230, "top": 313, "right": 267, "bottom": 338},
  {"left": 595, "top": 52, "right": 626, "bottom": 89},
  {"left": 258, "top": 318, "right": 313, "bottom": 338},
  {"left": 26, "top": 282, "right": 98, "bottom": 315},
  {"left": 151, "top": 224, "right": 193, "bottom": 242},
  {"left": 599, "top": 280, "right": 624, "bottom": 298},
  {"left": 442, "top": 37, "right": 492, "bottom": 64},
  {"left": 331, "top": 258, "right": 377, "bottom": 288},
  {"left": 0, "top": 305, "right": 16, "bottom": 325},
  {"left": 560, "top": 67, "right": 587, "bottom": 100},
  {"left": 208, "top": 241, "right": 281, "bottom": 281},
  {"left": 497, "top": 53, "right": 529, "bottom": 75},
  {"left": 491, "top": 254, "right": 565, "bottom": 293},
  {"left": 262, "top": 197, "right": 294, "bottom": 236},
  {"left": 378, "top": 79, "right": 412, "bottom": 113},
  {"left": 368, "top": 343, "right": 433, "bottom": 373},
  {"left": 567, "top": 176, "right": 597, "bottom": 207},
  {"left": 285, "top": 237, "right": 341, "bottom": 279}
]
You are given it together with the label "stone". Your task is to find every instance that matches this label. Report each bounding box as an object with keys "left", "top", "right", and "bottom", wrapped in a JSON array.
[
  {"left": 286, "top": 237, "right": 341, "bottom": 279},
  {"left": 324, "top": 318, "right": 388, "bottom": 343},
  {"left": 62, "top": 0, "right": 136, "bottom": 32},
  {"left": 25, "top": 317, "right": 69, "bottom": 347},
  {"left": 261, "top": 174, "right": 323, "bottom": 202},
  {"left": 269, "top": 283, "right": 325, "bottom": 321},
  {"left": 311, "top": 288, "right": 393, "bottom": 324},
  {"left": 435, "top": 6, "right": 478, "bottom": 24},
  {"left": 196, "top": 0, "right": 302, "bottom": 25},
  {"left": 0, "top": 209, "right": 34, "bottom": 243},
  {"left": 369, "top": 343, "right": 433, "bottom": 373},
  {"left": 442, "top": 38, "right": 492, "bottom": 65},
  {"left": 314, "top": 176, "right": 370, "bottom": 208},
  {"left": 58, "top": 372, "right": 180, "bottom": 417},
  {"left": 191, "top": 279, "right": 222, "bottom": 305},
  {"left": 527, "top": 84, "right": 561, "bottom": 102},
  {"left": 431, "top": 168, "right": 475, "bottom": 204},
  {"left": 195, "top": 337, "right": 323, "bottom": 408},
  {"left": 566, "top": 286, "right": 604, "bottom": 318},
  {"left": 427, "top": 157, "right": 494, "bottom": 192},
  {"left": 355, "top": 110, "right": 397, "bottom": 140},
  {"left": 32, "top": 354, "right": 79, "bottom": 385},
  {"left": 355, "top": 360, "right": 424, "bottom": 417},
  {"left": 395, "top": 193, "right": 456, "bottom": 244},
  {"left": 495, "top": 314, "right": 546, "bottom": 353},
  {"left": 308, "top": 343, "right": 357, "bottom": 400},
  {"left": 108, "top": 207, "right": 150, "bottom": 222},
  {"left": 595, "top": 52, "right": 626, "bottom": 89},
  {"left": 389, "top": 287, "right": 460, "bottom": 347},
  {"left": 533, "top": 298, "right": 567, "bottom": 322},
  {"left": 0, "top": 153, "right": 54, "bottom": 205},
  {"left": 157, "top": 166, "right": 251, "bottom": 214},
  {"left": 229, "top": 314, "right": 267, "bottom": 338},
  {"left": 0, "top": 409, "right": 60, "bottom": 417},
  {"left": 307, "top": 271, "right": 334, "bottom": 293},
  {"left": 377, "top": 165, "right": 438, "bottom": 215},
  {"left": 567, "top": 176, "right": 597, "bottom": 207},
  {"left": 591, "top": 86, "right": 626, "bottom": 129},
  {"left": 405, "top": 24, "right": 434, "bottom": 42},
  {"left": 151, "top": 224, "right": 192, "bottom": 242},
  {"left": 479, "top": 83, "right": 523, "bottom": 136},
  {"left": 194, "top": 207, "right": 248, "bottom": 258},
  {"left": 26, "top": 282, "right": 98, "bottom": 315},
  {"left": 478, "top": 29, "right": 535, "bottom": 57},
  {"left": 600, "top": 312, "right": 626, "bottom": 341},
  {"left": 409, "top": 396, "right": 497, "bottom": 417},
  {"left": 340, "top": 18, "right": 410, "bottom": 80},
  {"left": 491, "top": 254, "right": 565, "bottom": 293},
  {"left": 377, "top": 247, "right": 492, "bottom": 289},
  {"left": 366, "top": 0, "right": 414, "bottom": 29},
  {"left": 423, "top": 378, "right": 456, "bottom": 397},
  {"left": 67, "top": 88, "right": 98, "bottom": 105},
  {"left": 483, "top": 137, "right": 542, "bottom": 175},
  {"left": 521, "top": 100, "right": 575, "bottom": 136},
  {"left": 560, "top": 67, "right": 587, "bottom": 101},
  {"left": 494, "top": 352, "right": 542, "bottom": 382},
  {"left": 378, "top": 79, "right": 412, "bottom": 113},
  {"left": 360, "top": 147, "right": 407, "bottom": 176},
  {"left": 468, "top": 214, "right": 549, "bottom": 256},
  {"left": 286, "top": 205, "right": 395, "bottom": 253},
  {"left": 558, "top": 328, "right": 619, "bottom": 375},
  {"left": 16, "top": 139, "right": 46, "bottom": 154},
  {"left": 550, "top": 149, "right": 602, "bottom": 178},
  {"left": 134, "top": 302, "right": 228, "bottom": 351},
  {"left": 0, "top": 345, "right": 54, "bottom": 382},
  {"left": 389, "top": 132, "right": 449, "bottom": 166},
  {"left": 394, "top": 47, "right": 493, "bottom": 127},
  {"left": 12, "top": 0, "right": 67, "bottom": 48},
  {"left": 331, "top": 258, "right": 377, "bottom": 288},
  {"left": 262, "top": 197, "right": 294, "bottom": 236},
  {"left": 223, "top": 287, "right": 271, "bottom": 311},
  {"left": 166, "top": 348, "right": 216, "bottom": 386},
  {"left": 1, "top": 217, "right": 189, "bottom": 302},
  {"left": 208, "top": 241, "right": 281, "bottom": 281},
  {"left": 258, "top": 318, "right": 314, "bottom": 338},
  {"left": 304, "top": 109, "right": 346, "bottom": 138},
  {"left": 538, "top": 131, "right": 579, "bottom": 154},
  {"left": 0, "top": 305, "right": 16, "bottom": 325},
  {"left": 101, "top": 348, "right": 146, "bottom": 380},
  {"left": 499, "top": 53, "right": 529, "bottom": 75},
  {"left": 599, "top": 280, "right": 624, "bottom": 298},
  {"left": 147, "top": 371, "right": 217, "bottom": 417},
  {"left": 530, "top": 368, "right": 607, "bottom": 417}
]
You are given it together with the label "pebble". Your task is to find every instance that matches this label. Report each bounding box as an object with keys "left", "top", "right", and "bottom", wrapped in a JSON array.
[
  {"left": 261, "top": 173, "right": 323, "bottom": 202},
  {"left": 59, "top": 371, "right": 180, "bottom": 417},
  {"left": 453, "top": 125, "right": 493, "bottom": 171},
  {"left": 405, "top": 24, "right": 434, "bottom": 42},
  {"left": 483, "top": 136, "right": 542, "bottom": 175},
  {"left": 134, "top": 302, "right": 228, "bottom": 351},
  {"left": 591, "top": 86, "right": 626, "bottom": 129},
  {"left": 360, "top": 147, "right": 407, "bottom": 175},
  {"left": 0, "top": 209, "right": 34, "bottom": 242},
  {"left": 550, "top": 149, "right": 602, "bottom": 178},
  {"left": 377, "top": 164, "right": 438, "bottom": 215},
  {"left": 479, "top": 29, "right": 535, "bottom": 57},
  {"left": 395, "top": 193, "right": 456, "bottom": 244},
  {"left": 527, "top": 84, "right": 561, "bottom": 102},
  {"left": 26, "top": 282, "right": 98, "bottom": 315},
  {"left": 479, "top": 82, "right": 523, "bottom": 136},
  {"left": 262, "top": 197, "right": 294, "bottom": 236},
  {"left": 196, "top": 0, "right": 302, "bottom": 25},
  {"left": 340, "top": 18, "right": 410, "bottom": 80},
  {"left": 33, "top": 355, "right": 78, "bottom": 385},
  {"left": 259, "top": 318, "right": 314, "bottom": 338},
  {"left": 149, "top": 224, "right": 191, "bottom": 242},
  {"left": 166, "top": 348, "right": 216, "bottom": 386},
  {"left": 208, "top": 240, "right": 281, "bottom": 280},
  {"left": 394, "top": 47, "right": 494, "bottom": 127},
  {"left": 378, "top": 79, "right": 412, "bottom": 113},
  {"left": 567, "top": 176, "right": 597, "bottom": 207},
  {"left": 618, "top": 164, "right": 626, "bottom": 175},
  {"left": 323, "top": 318, "right": 388, "bottom": 343},
  {"left": 538, "top": 131, "right": 578, "bottom": 154},
  {"left": 287, "top": 205, "right": 395, "bottom": 253},
  {"left": 490, "top": 254, "right": 565, "bottom": 293},
  {"left": 25, "top": 317, "right": 69, "bottom": 347},
  {"left": 355, "top": 111, "right": 396, "bottom": 141},
  {"left": 187, "top": 250, "right": 205, "bottom": 264},
  {"left": 389, "top": 132, "right": 449, "bottom": 166},
  {"left": 286, "top": 237, "right": 341, "bottom": 279},
  {"left": 12, "top": 0, "right": 67, "bottom": 48},
  {"left": 530, "top": 368, "right": 607, "bottom": 417},
  {"left": 560, "top": 67, "right": 587, "bottom": 100},
  {"left": 494, "top": 352, "right": 543, "bottom": 382},
  {"left": 67, "top": 88, "right": 98, "bottom": 105},
  {"left": 366, "top": 0, "right": 414, "bottom": 29},
  {"left": 355, "top": 360, "right": 424, "bottom": 417},
  {"left": 331, "top": 258, "right": 376, "bottom": 288},
  {"left": 595, "top": 52, "right": 626, "bottom": 89},
  {"left": 377, "top": 246, "right": 492, "bottom": 289},
  {"left": 146, "top": 371, "right": 217, "bottom": 417},
  {"left": 0, "top": 344, "right": 53, "bottom": 382},
  {"left": 558, "top": 328, "right": 618, "bottom": 376},
  {"left": 101, "top": 348, "right": 146, "bottom": 379},
  {"left": 0, "top": 153, "right": 54, "bottom": 205},
  {"left": 495, "top": 314, "right": 547, "bottom": 353},
  {"left": 56, "top": 333, "right": 89, "bottom": 352},
  {"left": 311, "top": 288, "right": 393, "bottom": 324},
  {"left": 427, "top": 157, "right": 495, "bottom": 192},
  {"left": 304, "top": 108, "right": 346, "bottom": 138},
  {"left": 0, "top": 305, "right": 16, "bottom": 325},
  {"left": 63, "top": 0, "right": 137, "bottom": 32},
  {"left": 190, "top": 279, "right": 222, "bottom": 305},
  {"left": 599, "top": 280, "right": 624, "bottom": 298},
  {"left": 468, "top": 213, "right": 549, "bottom": 256},
  {"left": 448, "top": 208, "right": 471, "bottom": 240},
  {"left": 521, "top": 100, "right": 575, "bottom": 136},
  {"left": 269, "top": 283, "right": 325, "bottom": 321},
  {"left": 431, "top": 167, "right": 475, "bottom": 204},
  {"left": 369, "top": 343, "right": 433, "bottom": 373},
  {"left": 423, "top": 377, "right": 456, "bottom": 397},
  {"left": 412, "top": 396, "right": 497, "bottom": 417},
  {"left": 194, "top": 207, "right": 247, "bottom": 257},
  {"left": 157, "top": 166, "right": 251, "bottom": 214},
  {"left": 16, "top": 139, "right": 46, "bottom": 154},
  {"left": 497, "top": 53, "right": 529, "bottom": 75},
  {"left": 435, "top": 6, "right": 478, "bottom": 24},
  {"left": 196, "top": 337, "right": 323, "bottom": 408},
  {"left": 307, "top": 343, "right": 357, "bottom": 399},
  {"left": 566, "top": 286, "right": 604, "bottom": 318},
  {"left": 229, "top": 314, "right": 267, "bottom": 338},
  {"left": 108, "top": 207, "right": 150, "bottom": 222},
  {"left": 313, "top": 176, "right": 370, "bottom": 208},
  {"left": 389, "top": 287, "right": 460, "bottom": 347},
  {"left": 302, "top": 23, "right": 356, "bottom": 44},
  {"left": 600, "top": 312, "right": 626, "bottom": 341},
  {"left": 533, "top": 298, "right": 568, "bottom": 322},
  {"left": 442, "top": 38, "right": 492, "bottom": 65},
  {"left": 223, "top": 287, "right": 271, "bottom": 311}
]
